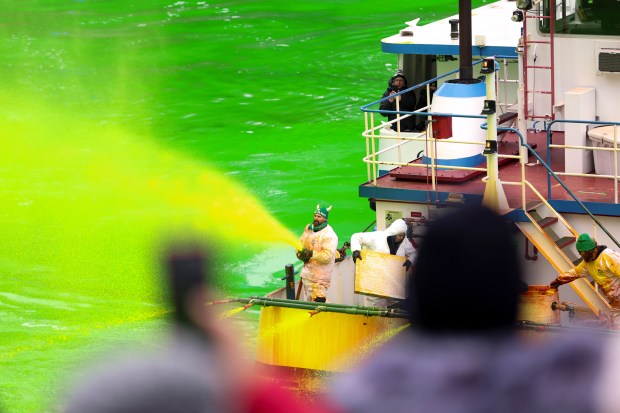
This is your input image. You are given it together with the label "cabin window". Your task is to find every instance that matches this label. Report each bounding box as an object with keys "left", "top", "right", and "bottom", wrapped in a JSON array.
[{"left": 539, "top": 0, "right": 620, "bottom": 35}]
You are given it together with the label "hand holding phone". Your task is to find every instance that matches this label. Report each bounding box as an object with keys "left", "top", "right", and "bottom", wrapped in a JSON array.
[{"left": 167, "top": 250, "right": 208, "bottom": 336}]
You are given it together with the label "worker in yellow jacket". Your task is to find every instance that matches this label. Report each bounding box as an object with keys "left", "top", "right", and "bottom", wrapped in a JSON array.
[{"left": 551, "top": 233, "right": 620, "bottom": 329}]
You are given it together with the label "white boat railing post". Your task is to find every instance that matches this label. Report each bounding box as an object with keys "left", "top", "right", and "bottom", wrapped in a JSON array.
[
  {"left": 614, "top": 125, "right": 618, "bottom": 204},
  {"left": 395, "top": 96, "right": 402, "bottom": 166},
  {"left": 481, "top": 58, "right": 510, "bottom": 213},
  {"left": 364, "top": 112, "right": 371, "bottom": 183},
  {"left": 515, "top": 31, "right": 530, "bottom": 210},
  {"left": 430, "top": 132, "right": 437, "bottom": 192},
  {"left": 370, "top": 113, "right": 378, "bottom": 185}
]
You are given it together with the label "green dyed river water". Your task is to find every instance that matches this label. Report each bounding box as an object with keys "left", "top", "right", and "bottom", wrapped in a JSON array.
[{"left": 0, "top": 1, "right": 484, "bottom": 411}]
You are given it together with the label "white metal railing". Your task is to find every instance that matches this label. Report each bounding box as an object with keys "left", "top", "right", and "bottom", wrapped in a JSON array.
[
  {"left": 362, "top": 117, "right": 620, "bottom": 207},
  {"left": 518, "top": 180, "right": 612, "bottom": 316},
  {"left": 498, "top": 58, "right": 519, "bottom": 113},
  {"left": 549, "top": 124, "right": 619, "bottom": 203},
  {"left": 361, "top": 59, "right": 620, "bottom": 213},
  {"left": 362, "top": 58, "right": 520, "bottom": 187},
  {"left": 521, "top": 180, "right": 579, "bottom": 238},
  {"left": 362, "top": 121, "right": 516, "bottom": 189}
]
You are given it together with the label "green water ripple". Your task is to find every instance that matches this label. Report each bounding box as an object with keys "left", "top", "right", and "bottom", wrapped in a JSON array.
[{"left": 0, "top": 1, "right": 487, "bottom": 412}]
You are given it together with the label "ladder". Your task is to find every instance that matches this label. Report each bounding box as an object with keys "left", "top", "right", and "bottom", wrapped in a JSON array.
[
  {"left": 517, "top": 202, "right": 611, "bottom": 320},
  {"left": 522, "top": 0, "right": 556, "bottom": 121}
]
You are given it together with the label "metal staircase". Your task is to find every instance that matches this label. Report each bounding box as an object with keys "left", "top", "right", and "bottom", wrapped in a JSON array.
[{"left": 516, "top": 202, "right": 611, "bottom": 318}]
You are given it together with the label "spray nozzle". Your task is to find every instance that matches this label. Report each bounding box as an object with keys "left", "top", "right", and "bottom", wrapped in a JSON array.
[{"left": 309, "top": 306, "right": 326, "bottom": 317}]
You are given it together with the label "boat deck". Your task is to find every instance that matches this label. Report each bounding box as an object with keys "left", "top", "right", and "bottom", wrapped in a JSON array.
[{"left": 360, "top": 131, "right": 620, "bottom": 217}]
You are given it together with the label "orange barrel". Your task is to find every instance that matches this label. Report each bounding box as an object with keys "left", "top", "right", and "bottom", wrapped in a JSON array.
[{"left": 517, "top": 285, "right": 560, "bottom": 324}]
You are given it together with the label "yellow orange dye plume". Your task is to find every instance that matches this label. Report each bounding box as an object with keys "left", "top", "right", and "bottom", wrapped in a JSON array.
[{"left": 2, "top": 95, "right": 302, "bottom": 262}]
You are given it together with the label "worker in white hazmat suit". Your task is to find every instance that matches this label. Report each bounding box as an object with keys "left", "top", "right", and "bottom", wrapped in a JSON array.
[{"left": 350, "top": 218, "right": 416, "bottom": 307}]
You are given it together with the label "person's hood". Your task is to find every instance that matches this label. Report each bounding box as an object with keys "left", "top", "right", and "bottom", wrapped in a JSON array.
[
  {"left": 388, "top": 71, "right": 408, "bottom": 89},
  {"left": 385, "top": 219, "right": 407, "bottom": 236}
]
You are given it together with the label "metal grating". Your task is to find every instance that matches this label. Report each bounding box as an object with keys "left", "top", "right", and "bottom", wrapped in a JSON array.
[
  {"left": 599, "top": 52, "right": 620, "bottom": 73},
  {"left": 354, "top": 250, "right": 407, "bottom": 300}
]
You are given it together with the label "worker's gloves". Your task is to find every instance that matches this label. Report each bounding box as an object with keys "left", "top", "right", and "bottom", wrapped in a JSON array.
[
  {"left": 403, "top": 259, "right": 412, "bottom": 271},
  {"left": 352, "top": 250, "right": 362, "bottom": 263},
  {"left": 550, "top": 278, "right": 562, "bottom": 288},
  {"left": 335, "top": 250, "right": 345, "bottom": 263},
  {"left": 296, "top": 248, "right": 313, "bottom": 264},
  {"left": 335, "top": 243, "right": 348, "bottom": 263}
]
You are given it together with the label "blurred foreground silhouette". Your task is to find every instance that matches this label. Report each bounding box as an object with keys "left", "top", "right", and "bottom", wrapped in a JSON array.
[
  {"left": 59, "top": 242, "right": 341, "bottom": 413},
  {"left": 330, "top": 206, "right": 618, "bottom": 413}
]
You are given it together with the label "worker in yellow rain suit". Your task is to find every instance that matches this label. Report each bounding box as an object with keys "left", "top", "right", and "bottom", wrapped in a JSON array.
[
  {"left": 296, "top": 204, "right": 338, "bottom": 303},
  {"left": 551, "top": 233, "right": 620, "bottom": 329}
]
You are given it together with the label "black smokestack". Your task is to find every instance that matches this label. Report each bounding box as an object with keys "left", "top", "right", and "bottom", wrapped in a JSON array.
[{"left": 459, "top": 0, "right": 474, "bottom": 81}]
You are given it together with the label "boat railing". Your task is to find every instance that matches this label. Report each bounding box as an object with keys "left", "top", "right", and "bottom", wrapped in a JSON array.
[
  {"left": 361, "top": 98, "right": 620, "bottom": 251},
  {"left": 497, "top": 57, "right": 519, "bottom": 113},
  {"left": 362, "top": 112, "right": 490, "bottom": 187},
  {"left": 361, "top": 58, "right": 519, "bottom": 185},
  {"left": 363, "top": 67, "right": 466, "bottom": 185},
  {"left": 547, "top": 120, "right": 620, "bottom": 202},
  {"left": 362, "top": 75, "right": 454, "bottom": 184},
  {"left": 496, "top": 121, "right": 620, "bottom": 250},
  {"left": 361, "top": 57, "right": 518, "bottom": 131},
  {"left": 362, "top": 100, "right": 523, "bottom": 191},
  {"left": 359, "top": 56, "right": 620, "bottom": 250}
]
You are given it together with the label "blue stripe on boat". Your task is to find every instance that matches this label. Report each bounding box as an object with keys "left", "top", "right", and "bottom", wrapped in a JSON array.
[
  {"left": 435, "top": 81, "right": 486, "bottom": 98},
  {"left": 421, "top": 153, "right": 486, "bottom": 167}
]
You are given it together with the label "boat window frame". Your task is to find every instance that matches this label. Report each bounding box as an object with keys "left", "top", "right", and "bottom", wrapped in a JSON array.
[{"left": 539, "top": 0, "right": 620, "bottom": 36}]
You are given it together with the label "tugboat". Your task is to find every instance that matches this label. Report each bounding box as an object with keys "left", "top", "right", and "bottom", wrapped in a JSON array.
[{"left": 222, "top": 0, "right": 620, "bottom": 394}]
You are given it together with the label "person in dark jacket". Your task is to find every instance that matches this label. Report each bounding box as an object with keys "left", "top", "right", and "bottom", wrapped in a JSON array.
[{"left": 379, "top": 70, "right": 418, "bottom": 132}]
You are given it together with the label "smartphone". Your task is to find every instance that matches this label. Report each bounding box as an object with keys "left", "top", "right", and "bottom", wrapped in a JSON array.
[{"left": 167, "top": 251, "right": 206, "bottom": 332}]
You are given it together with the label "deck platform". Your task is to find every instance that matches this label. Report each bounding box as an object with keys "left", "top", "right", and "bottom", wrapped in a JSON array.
[{"left": 360, "top": 131, "right": 620, "bottom": 216}]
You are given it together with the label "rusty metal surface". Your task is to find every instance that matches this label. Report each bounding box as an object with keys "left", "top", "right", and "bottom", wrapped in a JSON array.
[{"left": 518, "top": 285, "right": 561, "bottom": 324}]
